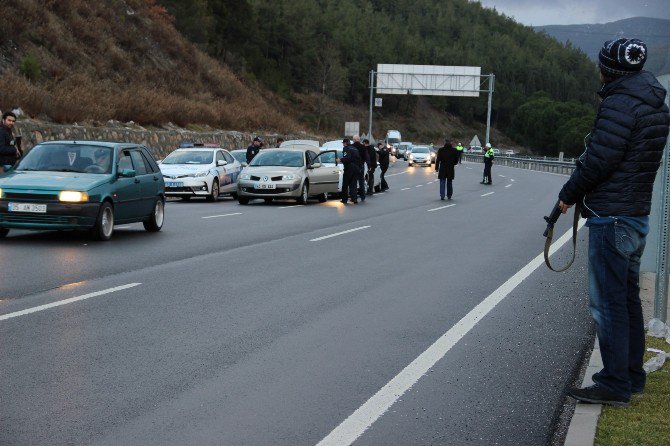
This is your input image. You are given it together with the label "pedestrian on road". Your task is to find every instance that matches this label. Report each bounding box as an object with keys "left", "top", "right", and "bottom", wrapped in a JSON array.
[
  {"left": 338, "top": 138, "right": 361, "bottom": 204},
  {"left": 560, "top": 38, "right": 669, "bottom": 407},
  {"left": 435, "top": 140, "right": 459, "bottom": 200},
  {"left": 364, "top": 139, "right": 378, "bottom": 195},
  {"left": 481, "top": 142, "right": 494, "bottom": 185},
  {"left": 456, "top": 142, "right": 464, "bottom": 164},
  {"left": 246, "top": 136, "right": 262, "bottom": 164},
  {"left": 0, "top": 111, "right": 20, "bottom": 174},
  {"left": 352, "top": 135, "right": 369, "bottom": 201},
  {"left": 377, "top": 142, "right": 390, "bottom": 190}
]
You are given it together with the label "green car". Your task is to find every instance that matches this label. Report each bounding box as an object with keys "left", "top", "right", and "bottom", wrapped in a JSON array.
[{"left": 0, "top": 141, "right": 165, "bottom": 240}]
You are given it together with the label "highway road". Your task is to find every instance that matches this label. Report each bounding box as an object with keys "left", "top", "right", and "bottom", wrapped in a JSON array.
[{"left": 0, "top": 159, "right": 594, "bottom": 445}]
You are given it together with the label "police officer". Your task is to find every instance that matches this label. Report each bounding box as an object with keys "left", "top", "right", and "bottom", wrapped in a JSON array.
[
  {"left": 246, "top": 136, "right": 262, "bottom": 164},
  {"left": 455, "top": 142, "right": 464, "bottom": 164},
  {"left": 338, "top": 138, "right": 361, "bottom": 204},
  {"left": 377, "top": 142, "right": 390, "bottom": 190},
  {"left": 481, "top": 142, "right": 494, "bottom": 185},
  {"left": 364, "top": 139, "right": 378, "bottom": 195}
]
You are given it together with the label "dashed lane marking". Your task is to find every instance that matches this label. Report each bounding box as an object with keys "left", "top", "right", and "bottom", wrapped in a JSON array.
[
  {"left": 0, "top": 283, "right": 142, "bottom": 322},
  {"left": 202, "top": 212, "right": 243, "bottom": 219},
  {"left": 427, "top": 204, "right": 456, "bottom": 212},
  {"left": 415, "top": 185, "right": 423, "bottom": 188},
  {"left": 386, "top": 171, "right": 409, "bottom": 177},
  {"left": 310, "top": 226, "right": 371, "bottom": 242},
  {"left": 481, "top": 192, "right": 495, "bottom": 197},
  {"left": 401, "top": 187, "right": 411, "bottom": 191},
  {"left": 505, "top": 184, "right": 512, "bottom": 188}
]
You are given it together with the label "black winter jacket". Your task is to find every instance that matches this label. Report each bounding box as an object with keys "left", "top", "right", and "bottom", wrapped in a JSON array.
[
  {"left": 559, "top": 71, "right": 669, "bottom": 217},
  {"left": 0, "top": 125, "right": 18, "bottom": 165},
  {"left": 435, "top": 145, "right": 459, "bottom": 180}
]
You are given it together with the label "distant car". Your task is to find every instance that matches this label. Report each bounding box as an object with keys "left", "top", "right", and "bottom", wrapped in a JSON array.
[
  {"left": 159, "top": 144, "right": 242, "bottom": 201},
  {"left": 236, "top": 145, "right": 340, "bottom": 204},
  {"left": 504, "top": 149, "right": 515, "bottom": 156},
  {"left": 492, "top": 148, "right": 501, "bottom": 156},
  {"left": 0, "top": 141, "right": 165, "bottom": 241},
  {"left": 429, "top": 146, "right": 437, "bottom": 164},
  {"left": 469, "top": 146, "right": 483, "bottom": 154},
  {"left": 397, "top": 142, "right": 412, "bottom": 160},
  {"left": 408, "top": 145, "right": 432, "bottom": 167}
]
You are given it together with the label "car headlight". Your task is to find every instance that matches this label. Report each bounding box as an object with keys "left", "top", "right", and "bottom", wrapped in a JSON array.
[
  {"left": 240, "top": 173, "right": 251, "bottom": 180},
  {"left": 190, "top": 170, "right": 210, "bottom": 177},
  {"left": 0, "top": 188, "right": 3, "bottom": 199},
  {"left": 282, "top": 174, "right": 300, "bottom": 181},
  {"left": 409, "top": 154, "right": 414, "bottom": 159},
  {"left": 59, "top": 191, "right": 89, "bottom": 202}
]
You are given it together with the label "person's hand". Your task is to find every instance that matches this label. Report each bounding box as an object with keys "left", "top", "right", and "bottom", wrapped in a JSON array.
[{"left": 559, "top": 200, "right": 573, "bottom": 214}]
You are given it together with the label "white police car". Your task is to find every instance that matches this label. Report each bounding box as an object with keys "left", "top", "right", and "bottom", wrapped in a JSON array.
[{"left": 159, "top": 143, "right": 242, "bottom": 201}]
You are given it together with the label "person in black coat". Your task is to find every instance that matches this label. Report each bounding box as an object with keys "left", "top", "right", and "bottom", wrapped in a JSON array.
[
  {"left": 364, "top": 139, "right": 378, "bottom": 195},
  {"left": 337, "top": 138, "right": 361, "bottom": 204},
  {"left": 377, "top": 142, "right": 390, "bottom": 190},
  {"left": 560, "top": 38, "right": 669, "bottom": 408},
  {"left": 246, "top": 136, "right": 262, "bottom": 164},
  {"left": 352, "top": 135, "right": 369, "bottom": 201},
  {"left": 435, "top": 140, "right": 459, "bottom": 200},
  {"left": 0, "top": 111, "right": 20, "bottom": 173}
]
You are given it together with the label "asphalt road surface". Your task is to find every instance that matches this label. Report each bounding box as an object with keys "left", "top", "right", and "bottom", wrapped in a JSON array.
[{"left": 0, "top": 159, "right": 594, "bottom": 445}]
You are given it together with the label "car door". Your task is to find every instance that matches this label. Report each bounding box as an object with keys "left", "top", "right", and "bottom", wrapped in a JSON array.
[
  {"left": 114, "top": 149, "right": 142, "bottom": 221},
  {"left": 138, "top": 147, "right": 163, "bottom": 207},
  {"left": 129, "top": 149, "right": 159, "bottom": 216},
  {"left": 221, "top": 150, "right": 240, "bottom": 193},
  {"left": 309, "top": 150, "right": 340, "bottom": 194}
]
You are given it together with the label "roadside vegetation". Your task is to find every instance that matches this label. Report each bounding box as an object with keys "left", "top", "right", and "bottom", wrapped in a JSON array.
[{"left": 595, "top": 336, "right": 670, "bottom": 445}]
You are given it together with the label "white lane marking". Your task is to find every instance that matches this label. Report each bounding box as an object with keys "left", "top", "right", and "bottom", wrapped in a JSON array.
[
  {"left": 202, "top": 212, "right": 243, "bottom": 219},
  {"left": 316, "top": 220, "right": 586, "bottom": 446},
  {"left": 386, "top": 171, "right": 408, "bottom": 177},
  {"left": 426, "top": 181, "right": 434, "bottom": 184},
  {"left": 415, "top": 185, "right": 423, "bottom": 188},
  {"left": 0, "top": 283, "right": 142, "bottom": 322},
  {"left": 279, "top": 205, "right": 304, "bottom": 209},
  {"left": 505, "top": 184, "right": 512, "bottom": 188},
  {"left": 481, "top": 192, "right": 495, "bottom": 197},
  {"left": 511, "top": 179, "right": 515, "bottom": 182},
  {"left": 427, "top": 204, "right": 456, "bottom": 212},
  {"left": 310, "top": 226, "right": 371, "bottom": 242},
  {"left": 498, "top": 175, "right": 506, "bottom": 178},
  {"left": 401, "top": 187, "right": 411, "bottom": 191}
]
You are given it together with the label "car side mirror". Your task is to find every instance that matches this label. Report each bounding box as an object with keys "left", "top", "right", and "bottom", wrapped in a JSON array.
[
  {"left": 309, "top": 162, "right": 322, "bottom": 169},
  {"left": 241, "top": 162, "right": 248, "bottom": 167},
  {"left": 217, "top": 160, "right": 228, "bottom": 167},
  {"left": 119, "top": 168, "right": 136, "bottom": 178}
]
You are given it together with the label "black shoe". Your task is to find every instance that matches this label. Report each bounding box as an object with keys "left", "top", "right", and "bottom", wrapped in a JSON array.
[
  {"left": 480, "top": 181, "right": 486, "bottom": 184},
  {"left": 447, "top": 196, "right": 452, "bottom": 200},
  {"left": 352, "top": 199, "right": 358, "bottom": 204},
  {"left": 440, "top": 197, "right": 445, "bottom": 200},
  {"left": 568, "top": 385, "right": 630, "bottom": 407}
]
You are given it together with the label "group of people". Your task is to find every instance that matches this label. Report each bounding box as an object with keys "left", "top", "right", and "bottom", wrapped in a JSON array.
[{"left": 338, "top": 135, "right": 390, "bottom": 204}]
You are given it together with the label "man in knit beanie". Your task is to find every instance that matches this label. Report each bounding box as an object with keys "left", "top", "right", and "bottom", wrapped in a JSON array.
[{"left": 559, "top": 38, "right": 669, "bottom": 407}]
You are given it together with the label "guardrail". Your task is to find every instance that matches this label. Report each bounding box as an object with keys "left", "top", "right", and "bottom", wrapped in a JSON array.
[{"left": 462, "top": 154, "right": 576, "bottom": 175}]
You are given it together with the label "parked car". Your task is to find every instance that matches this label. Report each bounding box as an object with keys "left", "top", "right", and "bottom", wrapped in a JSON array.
[
  {"left": 321, "top": 140, "right": 382, "bottom": 193},
  {"left": 407, "top": 145, "right": 432, "bottom": 166},
  {"left": 236, "top": 145, "right": 340, "bottom": 204},
  {"left": 159, "top": 144, "right": 242, "bottom": 201},
  {"left": 397, "top": 142, "right": 412, "bottom": 160},
  {"left": 0, "top": 141, "right": 165, "bottom": 241}
]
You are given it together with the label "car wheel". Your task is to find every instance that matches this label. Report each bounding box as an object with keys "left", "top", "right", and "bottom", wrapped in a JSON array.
[
  {"left": 296, "top": 183, "right": 308, "bottom": 204},
  {"left": 317, "top": 193, "right": 327, "bottom": 203},
  {"left": 264, "top": 198, "right": 273, "bottom": 204},
  {"left": 238, "top": 196, "right": 249, "bottom": 205},
  {"left": 207, "top": 179, "right": 219, "bottom": 202},
  {"left": 91, "top": 202, "right": 114, "bottom": 241},
  {"left": 0, "top": 228, "right": 9, "bottom": 238},
  {"left": 143, "top": 198, "right": 165, "bottom": 232},
  {"left": 231, "top": 192, "right": 238, "bottom": 199}
]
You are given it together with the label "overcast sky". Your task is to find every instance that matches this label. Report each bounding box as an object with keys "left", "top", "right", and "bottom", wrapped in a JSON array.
[{"left": 476, "top": 0, "right": 670, "bottom": 26}]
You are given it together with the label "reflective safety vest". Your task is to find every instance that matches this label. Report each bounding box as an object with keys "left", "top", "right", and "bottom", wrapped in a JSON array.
[
  {"left": 456, "top": 144, "right": 464, "bottom": 152},
  {"left": 484, "top": 148, "right": 494, "bottom": 158}
]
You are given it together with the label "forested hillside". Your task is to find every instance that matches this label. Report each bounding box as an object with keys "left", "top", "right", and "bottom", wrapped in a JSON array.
[{"left": 161, "top": 0, "right": 601, "bottom": 155}]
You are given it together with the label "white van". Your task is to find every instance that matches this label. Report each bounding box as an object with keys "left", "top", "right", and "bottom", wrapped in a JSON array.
[{"left": 385, "top": 130, "right": 402, "bottom": 147}]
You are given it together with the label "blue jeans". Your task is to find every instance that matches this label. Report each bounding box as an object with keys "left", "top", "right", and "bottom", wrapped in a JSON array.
[
  {"left": 587, "top": 217, "right": 648, "bottom": 398},
  {"left": 439, "top": 179, "right": 452, "bottom": 199}
]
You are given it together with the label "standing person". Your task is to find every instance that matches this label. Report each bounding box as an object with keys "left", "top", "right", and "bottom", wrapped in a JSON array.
[
  {"left": 435, "top": 140, "right": 459, "bottom": 200},
  {"left": 338, "top": 138, "right": 361, "bottom": 204},
  {"left": 246, "top": 136, "right": 262, "bottom": 164},
  {"left": 0, "top": 111, "right": 20, "bottom": 174},
  {"left": 364, "top": 139, "right": 378, "bottom": 195},
  {"left": 352, "top": 135, "right": 369, "bottom": 201},
  {"left": 455, "top": 142, "right": 465, "bottom": 164},
  {"left": 377, "top": 142, "right": 390, "bottom": 190},
  {"left": 481, "top": 142, "right": 494, "bottom": 185},
  {"left": 560, "top": 38, "right": 669, "bottom": 407}
]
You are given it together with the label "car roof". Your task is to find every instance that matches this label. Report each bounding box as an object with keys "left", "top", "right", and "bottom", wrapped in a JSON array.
[
  {"left": 273, "top": 145, "right": 320, "bottom": 152},
  {"left": 173, "top": 147, "right": 220, "bottom": 152},
  {"left": 279, "top": 140, "right": 320, "bottom": 148},
  {"left": 38, "top": 140, "right": 137, "bottom": 149}
]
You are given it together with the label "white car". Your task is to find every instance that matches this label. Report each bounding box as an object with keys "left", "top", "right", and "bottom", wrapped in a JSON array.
[
  {"left": 408, "top": 145, "right": 432, "bottom": 166},
  {"left": 159, "top": 144, "right": 242, "bottom": 201},
  {"left": 321, "top": 140, "right": 382, "bottom": 193}
]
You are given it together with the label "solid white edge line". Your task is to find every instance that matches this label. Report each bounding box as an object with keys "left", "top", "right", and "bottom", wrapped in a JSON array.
[
  {"left": 481, "top": 192, "right": 495, "bottom": 197},
  {"left": 427, "top": 204, "right": 456, "bottom": 212},
  {"left": 316, "top": 220, "right": 585, "bottom": 446},
  {"left": 0, "top": 283, "right": 142, "bottom": 322},
  {"left": 310, "top": 226, "right": 371, "bottom": 242},
  {"left": 201, "top": 212, "right": 243, "bottom": 219},
  {"left": 279, "top": 205, "right": 305, "bottom": 209}
]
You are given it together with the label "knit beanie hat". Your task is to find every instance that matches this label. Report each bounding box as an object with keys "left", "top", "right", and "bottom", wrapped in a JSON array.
[{"left": 598, "top": 38, "right": 647, "bottom": 77}]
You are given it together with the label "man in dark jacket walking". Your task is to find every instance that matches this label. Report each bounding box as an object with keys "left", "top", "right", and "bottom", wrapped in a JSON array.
[
  {"left": 352, "top": 135, "right": 369, "bottom": 201},
  {"left": 560, "top": 38, "right": 670, "bottom": 407},
  {"left": 435, "top": 140, "right": 459, "bottom": 200},
  {"left": 0, "top": 111, "right": 20, "bottom": 173},
  {"left": 364, "top": 139, "right": 378, "bottom": 195},
  {"left": 377, "top": 142, "right": 390, "bottom": 190},
  {"left": 338, "top": 138, "right": 361, "bottom": 204}
]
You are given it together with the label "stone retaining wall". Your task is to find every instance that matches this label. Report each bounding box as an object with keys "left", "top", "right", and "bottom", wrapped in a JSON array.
[{"left": 14, "top": 121, "right": 304, "bottom": 159}]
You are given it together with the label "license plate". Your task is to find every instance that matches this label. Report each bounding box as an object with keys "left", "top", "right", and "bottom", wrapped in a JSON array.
[
  {"left": 8, "top": 202, "right": 47, "bottom": 213},
  {"left": 254, "top": 183, "right": 276, "bottom": 190},
  {"left": 166, "top": 182, "right": 183, "bottom": 188}
]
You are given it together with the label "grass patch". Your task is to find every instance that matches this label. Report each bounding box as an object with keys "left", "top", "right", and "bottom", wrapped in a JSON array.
[{"left": 595, "top": 336, "right": 670, "bottom": 445}]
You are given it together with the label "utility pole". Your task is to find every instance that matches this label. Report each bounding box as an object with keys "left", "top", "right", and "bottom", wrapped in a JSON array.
[
  {"left": 368, "top": 70, "right": 374, "bottom": 139},
  {"left": 485, "top": 74, "right": 495, "bottom": 146}
]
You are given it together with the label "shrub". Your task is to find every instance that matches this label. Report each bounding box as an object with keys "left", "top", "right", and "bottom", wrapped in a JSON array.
[{"left": 19, "top": 53, "right": 41, "bottom": 81}]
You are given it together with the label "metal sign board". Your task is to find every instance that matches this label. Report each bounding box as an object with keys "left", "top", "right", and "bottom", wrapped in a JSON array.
[
  {"left": 376, "top": 65, "right": 481, "bottom": 97},
  {"left": 345, "top": 122, "right": 360, "bottom": 138},
  {"left": 374, "top": 98, "right": 383, "bottom": 107},
  {"left": 469, "top": 135, "right": 481, "bottom": 147}
]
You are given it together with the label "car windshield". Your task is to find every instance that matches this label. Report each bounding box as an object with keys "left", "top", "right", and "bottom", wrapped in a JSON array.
[
  {"left": 250, "top": 150, "right": 304, "bottom": 167},
  {"left": 16, "top": 144, "right": 114, "bottom": 174},
  {"left": 230, "top": 151, "right": 246, "bottom": 163},
  {"left": 413, "top": 147, "right": 429, "bottom": 153},
  {"left": 162, "top": 150, "right": 213, "bottom": 165},
  {"left": 319, "top": 150, "right": 342, "bottom": 164}
]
